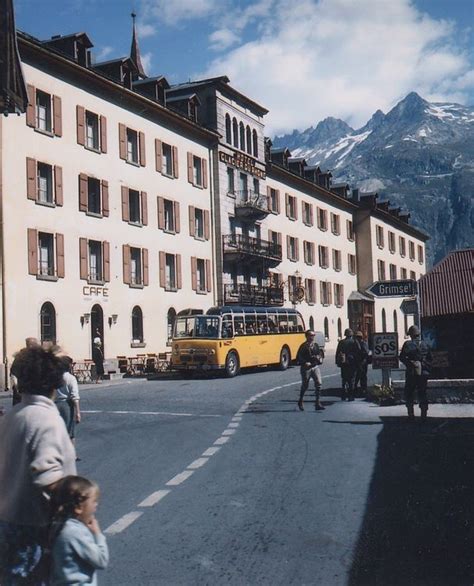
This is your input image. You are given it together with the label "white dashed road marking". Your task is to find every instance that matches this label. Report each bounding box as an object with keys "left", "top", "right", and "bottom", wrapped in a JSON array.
[
  {"left": 166, "top": 470, "right": 195, "bottom": 486},
  {"left": 105, "top": 511, "right": 143, "bottom": 535},
  {"left": 82, "top": 410, "right": 220, "bottom": 418},
  {"left": 138, "top": 490, "right": 171, "bottom": 508}
]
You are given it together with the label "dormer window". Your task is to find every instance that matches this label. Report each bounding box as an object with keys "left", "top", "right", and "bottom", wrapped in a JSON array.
[{"left": 188, "top": 101, "right": 197, "bottom": 122}]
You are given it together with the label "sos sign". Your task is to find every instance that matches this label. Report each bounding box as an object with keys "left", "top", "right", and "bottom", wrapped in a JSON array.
[{"left": 372, "top": 332, "right": 399, "bottom": 370}]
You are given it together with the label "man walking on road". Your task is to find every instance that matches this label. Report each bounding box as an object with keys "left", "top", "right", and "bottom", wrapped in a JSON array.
[
  {"left": 354, "top": 331, "right": 370, "bottom": 395},
  {"left": 297, "top": 330, "right": 325, "bottom": 411},
  {"left": 335, "top": 329, "right": 361, "bottom": 401}
]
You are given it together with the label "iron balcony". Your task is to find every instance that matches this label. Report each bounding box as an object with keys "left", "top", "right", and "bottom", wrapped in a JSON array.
[
  {"left": 223, "top": 234, "right": 282, "bottom": 267},
  {"left": 234, "top": 189, "right": 269, "bottom": 220},
  {"left": 224, "top": 283, "right": 284, "bottom": 306}
]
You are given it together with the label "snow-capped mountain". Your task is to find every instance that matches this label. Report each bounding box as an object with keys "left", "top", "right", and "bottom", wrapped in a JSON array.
[{"left": 272, "top": 92, "right": 474, "bottom": 264}]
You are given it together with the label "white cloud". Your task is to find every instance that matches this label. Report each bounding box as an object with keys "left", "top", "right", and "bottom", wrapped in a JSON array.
[
  {"left": 137, "top": 23, "right": 157, "bottom": 38},
  {"left": 141, "top": 52, "right": 153, "bottom": 74},
  {"left": 209, "top": 29, "right": 240, "bottom": 51},
  {"left": 141, "top": 0, "right": 220, "bottom": 25},
  {"left": 200, "top": 0, "right": 474, "bottom": 134},
  {"left": 96, "top": 46, "right": 114, "bottom": 61}
]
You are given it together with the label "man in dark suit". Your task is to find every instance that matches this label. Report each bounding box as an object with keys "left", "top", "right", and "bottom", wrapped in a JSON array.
[{"left": 297, "top": 330, "right": 325, "bottom": 411}]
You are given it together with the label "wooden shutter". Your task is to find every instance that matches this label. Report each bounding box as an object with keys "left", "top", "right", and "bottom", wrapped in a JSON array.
[
  {"left": 54, "top": 166, "right": 63, "bottom": 206},
  {"left": 176, "top": 254, "right": 182, "bottom": 289},
  {"left": 268, "top": 229, "right": 272, "bottom": 242},
  {"left": 53, "top": 95, "right": 62, "bottom": 137},
  {"left": 121, "top": 186, "right": 130, "bottom": 221},
  {"left": 155, "top": 139, "right": 162, "bottom": 173},
  {"left": 103, "top": 241, "right": 110, "bottom": 282},
  {"left": 320, "top": 282, "right": 324, "bottom": 305},
  {"left": 276, "top": 189, "right": 281, "bottom": 213},
  {"left": 277, "top": 232, "right": 282, "bottom": 247},
  {"left": 285, "top": 193, "right": 290, "bottom": 218},
  {"left": 295, "top": 238, "right": 300, "bottom": 262},
  {"left": 204, "top": 210, "right": 210, "bottom": 241},
  {"left": 340, "top": 284, "right": 344, "bottom": 306},
  {"left": 159, "top": 251, "right": 166, "bottom": 288},
  {"left": 187, "top": 152, "right": 193, "bottom": 184},
  {"left": 202, "top": 159, "right": 208, "bottom": 189},
  {"left": 79, "top": 174, "right": 88, "bottom": 212},
  {"left": 188, "top": 205, "right": 195, "bottom": 237},
  {"left": 76, "top": 105, "right": 85, "bottom": 145},
  {"left": 56, "top": 233, "right": 65, "bottom": 278},
  {"left": 26, "top": 85, "right": 35, "bottom": 127},
  {"left": 205, "top": 259, "right": 212, "bottom": 292},
  {"left": 142, "top": 248, "right": 149, "bottom": 286},
  {"left": 79, "top": 238, "right": 88, "bottom": 280},
  {"left": 294, "top": 197, "right": 298, "bottom": 220},
  {"left": 305, "top": 279, "right": 309, "bottom": 303},
  {"left": 174, "top": 201, "right": 180, "bottom": 233},
  {"left": 329, "top": 282, "right": 333, "bottom": 305},
  {"left": 27, "top": 229, "right": 38, "bottom": 275},
  {"left": 302, "top": 201, "right": 306, "bottom": 223},
  {"left": 286, "top": 235, "right": 291, "bottom": 260},
  {"left": 310, "top": 204, "right": 314, "bottom": 226},
  {"left": 157, "top": 197, "right": 164, "bottom": 230},
  {"left": 191, "top": 257, "right": 197, "bottom": 291},
  {"left": 100, "top": 116, "right": 107, "bottom": 153},
  {"left": 26, "top": 158, "right": 37, "bottom": 200},
  {"left": 172, "top": 146, "right": 179, "bottom": 178},
  {"left": 122, "top": 245, "right": 131, "bottom": 284},
  {"left": 141, "top": 191, "right": 148, "bottom": 225},
  {"left": 118, "top": 123, "right": 127, "bottom": 160},
  {"left": 139, "top": 131, "right": 146, "bottom": 166},
  {"left": 101, "top": 180, "right": 109, "bottom": 217}
]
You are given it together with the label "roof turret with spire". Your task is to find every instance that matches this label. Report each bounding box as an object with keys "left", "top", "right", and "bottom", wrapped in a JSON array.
[{"left": 130, "top": 12, "right": 147, "bottom": 80}]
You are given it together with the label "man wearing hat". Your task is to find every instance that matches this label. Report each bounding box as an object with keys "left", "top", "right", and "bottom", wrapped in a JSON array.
[
  {"left": 92, "top": 337, "right": 104, "bottom": 384},
  {"left": 296, "top": 330, "right": 325, "bottom": 411},
  {"left": 354, "top": 331, "right": 370, "bottom": 395},
  {"left": 399, "top": 325, "right": 432, "bottom": 419},
  {"left": 335, "top": 328, "right": 361, "bottom": 401}
]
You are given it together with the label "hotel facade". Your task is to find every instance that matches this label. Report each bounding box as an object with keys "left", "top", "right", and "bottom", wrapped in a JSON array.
[{"left": 0, "top": 27, "right": 427, "bottom": 385}]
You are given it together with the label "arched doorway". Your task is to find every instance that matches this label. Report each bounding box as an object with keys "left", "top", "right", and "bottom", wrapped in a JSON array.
[
  {"left": 40, "top": 302, "right": 56, "bottom": 344},
  {"left": 309, "top": 316, "right": 314, "bottom": 331},
  {"left": 91, "top": 304, "right": 104, "bottom": 357},
  {"left": 167, "top": 307, "right": 176, "bottom": 344}
]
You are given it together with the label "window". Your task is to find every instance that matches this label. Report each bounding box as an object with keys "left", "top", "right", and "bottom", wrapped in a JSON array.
[
  {"left": 388, "top": 231, "right": 396, "bottom": 253},
  {"left": 225, "top": 114, "right": 232, "bottom": 144},
  {"left": 377, "top": 259, "right": 386, "bottom": 280},
  {"left": 119, "top": 124, "right": 145, "bottom": 166},
  {"left": 38, "top": 232, "right": 55, "bottom": 276},
  {"left": 287, "top": 236, "right": 299, "bottom": 262},
  {"left": 337, "top": 318, "right": 342, "bottom": 339},
  {"left": 37, "top": 163, "right": 53, "bottom": 204},
  {"left": 324, "top": 317, "right": 329, "bottom": 340},
  {"left": 88, "top": 178, "right": 101, "bottom": 215},
  {"left": 268, "top": 187, "right": 280, "bottom": 213},
  {"left": 164, "top": 199, "right": 175, "bottom": 232},
  {"left": 27, "top": 158, "right": 63, "bottom": 206},
  {"left": 189, "top": 206, "right": 209, "bottom": 240},
  {"left": 286, "top": 194, "right": 297, "bottom": 220},
  {"left": 309, "top": 316, "right": 314, "bottom": 330},
  {"left": 129, "top": 190, "right": 141, "bottom": 224},
  {"left": 127, "top": 128, "right": 138, "bottom": 164},
  {"left": 401, "top": 267, "right": 407, "bottom": 279},
  {"left": 27, "top": 85, "right": 61, "bottom": 136},
  {"left": 167, "top": 308, "right": 176, "bottom": 343},
  {"left": 334, "top": 283, "right": 344, "bottom": 307},
  {"left": 409, "top": 241, "right": 415, "bottom": 260},
  {"left": 80, "top": 238, "right": 110, "bottom": 283},
  {"left": 253, "top": 178, "right": 260, "bottom": 195},
  {"left": 162, "top": 143, "right": 174, "bottom": 176},
  {"left": 382, "top": 308, "right": 387, "bottom": 332},
  {"left": 333, "top": 249, "right": 342, "bottom": 271},
  {"left": 132, "top": 306, "right": 144, "bottom": 343},
  {"left": 36, "top": 90, "right": 52, "bottom": 133},
  {"left": 318, "top": 245, "right": 329, "bottom": 268},
  {"left": 157, "top": 197, "right": 179, "bottom": 233},
  {"left": 288, "top": 275, "right": 298, "bottom": 300},
  {"left": 246, "top": 125, "right": 252, "bottom": 154},
  {"left": 227, "top": 168, "right": 235, "bottom": 194},
  {"left": 123, "top": 245, "right": 148, "bottom": 287},
  {"left": 348, "top": 253, "right": 357, "bottom": 275},
  {"left": 306, "top": 279, "right": 316, "bottom": 305},
  {"left": 303, "top": 202, "right": 313, "bottom": 226},
  {"left": 317, "top": 207, "right": 328, "bottom": 230},
  {"left": 304, "top": 241, "right": 315, "bottom": 265},
  {"left": 195, "top": 208, "right": 204, "bottom": 239},
  {"left": 376, "top": 225, "right": 384, "bottom": 248},
  {"left": 410, "top": 270, "right": 416, "bottom": 281},
  {"left": 188, "top": 153, "right": 207, "bottom": 188},
  {"left": 88, "top": 240, "right": 103, "bottom": 282},
  {"left": 331, "top": 213, "right": 340, "bottom": 235},
  {"left": 165, "top": 253, "right": 176, "bottom": 290},
  {"left": 239, "top": 172, "right": 248, "bottom": 194},
  {"left": 85, "top": 111, "right": 99, "bottom": 150},
  {"left": 239, "top": 122, "right": 245, "bottom": 150},
  {"left": 130, "top": 247, "right": 142, "bottom": 285},
  {"left": 79, "top": 174, "right": 108, "bottom": 217},
  {"left": 196, "top": 259, "right": 206, "bottom": 292},
  {"left": 346, "top": 219, "right": 354, "bottom": 241},
  {"left": 418, "top": 245, "right": 424, "bottom": 264},
  {"left": 232, "top": 118, "right": 238, "bottom": 148},
  {"left": 29, "top": 230, "right": 64, "bottom": 280},
  {"left": 389, "top": 263, "right": 397, "bottom": 280},
  {"left": 399, "top": 236, "right": 406, "bottom": 257},
  {"left": 320, "top": 282, "right": 332, "bottom": 306},
  {"left": 40, "top": 302, "right": 56, "bottom": 344},
  {"left": 76, "top": 107, "right": 106, "bottom": 152},
  {"left": 252, "top": 129, "right": 258, "bottom": 157}
]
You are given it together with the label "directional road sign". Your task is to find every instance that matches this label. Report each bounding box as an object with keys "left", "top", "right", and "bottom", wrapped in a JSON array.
[
  {"left": 400, "top": 298, "right": 418, "bottom": 315},
  {"left": 367, "top": 279, "right": 417, "bottom": 298}
]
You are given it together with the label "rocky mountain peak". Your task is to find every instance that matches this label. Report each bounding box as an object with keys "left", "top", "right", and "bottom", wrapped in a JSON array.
[{"left": 312, "top": 116, "right": 353, "bottom": 142}]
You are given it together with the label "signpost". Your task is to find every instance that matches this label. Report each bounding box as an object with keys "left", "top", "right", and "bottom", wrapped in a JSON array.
[
  {"left": 400, "top": 298, "right": 418, "bottom": 315},
  {"left": 372, "top": 332, "right": 399, "bottom": 370},
  {"left": 367, "top": 279, "right": 417, "bottom": 298}
]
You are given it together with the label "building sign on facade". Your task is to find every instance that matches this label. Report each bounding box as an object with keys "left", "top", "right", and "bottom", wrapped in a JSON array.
[
  {"left": 83, "top": 286, "right": 109, "bottom": 300},
  {"left": 219, "top": 150, "right": 266, "bottom": 179}
]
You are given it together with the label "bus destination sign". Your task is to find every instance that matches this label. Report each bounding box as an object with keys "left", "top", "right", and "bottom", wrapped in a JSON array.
[{"left": 367, "top": 279, "right": 417, "bottom": 298}]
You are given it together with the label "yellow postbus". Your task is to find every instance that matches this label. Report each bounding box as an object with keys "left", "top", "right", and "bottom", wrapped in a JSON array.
[{"left": 171, "top": 306, "right": 306, "bottom": 377}]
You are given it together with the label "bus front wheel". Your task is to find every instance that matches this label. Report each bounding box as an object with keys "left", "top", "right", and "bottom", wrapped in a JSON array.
[
  {"left": 225, "top": 351, "right": 240, "bottom": 378},
  {"left": 279, "top": 346, "right": 291, "bottom": 370}
]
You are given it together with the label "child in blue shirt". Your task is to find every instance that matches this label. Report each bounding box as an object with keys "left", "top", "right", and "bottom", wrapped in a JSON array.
[{"left": 50, "top": 476, "right": 109, "bottom": 585}]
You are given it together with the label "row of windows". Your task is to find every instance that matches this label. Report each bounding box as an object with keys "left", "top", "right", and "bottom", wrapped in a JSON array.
[
  {"left": 27, "top": 230, "right": 212, "bottom": 292},
  {"left": 380, "top": 308, "right": 413, "bottom": 336},
  {"left": 376, "top": 225, "right": 424, "bottom": 263},
  {"left": 224, "top": 114, "right": 259, "bottom": 157},
  {"left": 377, "top": 259, "right": 420, "bottom": 281}
]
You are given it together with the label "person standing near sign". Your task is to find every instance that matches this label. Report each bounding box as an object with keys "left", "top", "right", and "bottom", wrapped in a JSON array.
[
  {"left": 399, "top": 325, "right": 433, "bottom": 419},
  {"left": 92, "top": 337, "right": 104, "bottom": 384},
  {"left": 354, "top": 331, "right": 370, "bottom": 394},
  {"left": 335, "top": 329, "right": 361, "bottom": 401},
  {"left": 297, "top": 330, "right": 325, "bottom": 411}
]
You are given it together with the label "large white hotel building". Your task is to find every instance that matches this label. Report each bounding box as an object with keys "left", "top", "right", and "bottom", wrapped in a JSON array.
[{"left": 0, "top": 26, "right": 427, "bottom": 384}]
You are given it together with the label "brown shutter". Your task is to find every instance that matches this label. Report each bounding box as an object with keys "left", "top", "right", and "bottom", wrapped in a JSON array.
[
  {"left": 159, "top": 251, "right": 166, "bottom": 288},
  {"left": 205, "top": 259, "right": 212, "bottom": 292},
  {"left": 176, "top": 254, "right": 182, "bottom": 289},
  {"left": 26, "top": 158, "right": 37, "bottom": 200},
  {"left": 139, "top": 131, "right": 146, "bottom": 166},
  {"left": 320, "top": 282, "right": 323, "bottom": 304},
  {"left": 204, "top": 210, "right": 210, "bottom": 240},
  {"left": 142, "top": 248, "right": 149, "bottom": 286},
  {"left": 155, "top": 139, "right": 162, "bottom": 173},
  {"left": 121, "top": 186, "right": 130, "bottom": 221},
  {"left": 268, "top": 229, "right": 272, "bottom": 242},
  {"left": 191, "top": 257, "right": 197, "bottom": 291},
  {"left": 286, "top": 235, "right": 290, "bottom": 259},
  {"left": 305, "top": 279, "right": 309, "bottom": 302},
  {"left": 301, "top": 201, "right": 305, "bottom": 222},
  {"left": 103, "top": 241, "right": 110, "bottom": 282},
  {"left": 294, "top": 197, "right": 298, "bottom": 220},
  {"left": 79, "top": 174, "right": 88, "bottom": 212},
  {"left": 76, "top": 105, "right": 85, "bottom": 145},
  {"left": 101, "top": 180, "right": 109, "bottom": 217},
  {"left": 188, "top": 205, "right": 195, "bottom": 237},
  {"left": 157, "top": 197, "right": 164, "bottom": 230},
  {"left": 26, "top": 85, "right": 35, "bottom": 127},
  {"left": 27, "top": 229, "right": 38, "bottom": 275},
  {"left": 174, "top": 201, "right": 180, "bottom": 233},
  {"left": 119, "top": 123, "right": 127, "bottom": 160},
  {"left": 100, "top": 116, "right": 107, "bottom": 153},
  {"left": 295, "top": 238, "right": 299, "bottom": 261},
  {"left": 122, "top": 245, "right": 131, "bottom": 284},
  {"left": 202, "top": 159, "right": 208, "bottom": 189},
  {"left": 276, "top": 189, "right": 281, "bottom": 213},
  {"left": 54, "top": 166, "right": 63, "bottom": 206},
  {"left": 187, "top": 152, "right": 193, "bottom": 183},
  {"left": 278, "top": 232, "right": 282, "bottom": 247},
  {"left": 79, "top": 237, "right": 88, "bottom": 280},
  {"left": 56, "top": 233, "right": 65, "bottom": 278},
  {"left": 53, "top": 95, "right": 62, "bottom": 137},
  {"left": 141, "top": 191, "right": 148, "bottom": 225},
  {"left": 172, "top": 146, "right": 179, "bottom": 178}
]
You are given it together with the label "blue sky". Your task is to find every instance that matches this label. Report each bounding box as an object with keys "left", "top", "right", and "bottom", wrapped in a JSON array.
[{"left": 15, "top": 0, "right": 474, "bottom": 134}]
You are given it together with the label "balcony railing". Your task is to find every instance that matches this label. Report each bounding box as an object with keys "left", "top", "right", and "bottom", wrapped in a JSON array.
[
  {"left": 234, "top": 189, "right": 269, "bottom": 219},
  {"left": 224, "top": 283, "right": 284, "bottom": 306},
  {"left": 223, "top": 234, "right": 282, "bottom": 265}
]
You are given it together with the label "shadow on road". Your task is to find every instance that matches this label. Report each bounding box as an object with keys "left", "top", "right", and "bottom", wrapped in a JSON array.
[{"left": 348, "top": 416, "right": 474, "bottom": 586}]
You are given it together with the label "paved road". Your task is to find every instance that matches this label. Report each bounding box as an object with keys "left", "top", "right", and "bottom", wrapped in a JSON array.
[{"left": 2, "top": 362, "right": 473, "bottom": 585}]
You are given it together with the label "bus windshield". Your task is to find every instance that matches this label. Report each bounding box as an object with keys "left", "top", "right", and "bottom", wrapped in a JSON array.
[{"left": 174, "top": 316, "right": 221, "bottom": 339}]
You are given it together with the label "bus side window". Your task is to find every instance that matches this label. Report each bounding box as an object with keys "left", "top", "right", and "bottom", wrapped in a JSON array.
[
  {"left": 234, "top": 316, "right": 245, "bottom": 335},
  {"left": 257, "top": 315, "right": 267, "bottom": 334},
  {"left": 222, "top": 315, "right": 233, "bottom": 338},
  {"left": 268, "top": 315, "right": 278, "bottom": 333},
  {"left": 278, "top": 315, "right": 288, "bottom": 333},
  {"left": 245, "top": 316, "right": 256, "bottom": 335},
  {"left": 297, "top": 313, "right": 305, "bottom": 332},
  {"left": 288, "top": 314, "right": 298, "bottom": 332}
]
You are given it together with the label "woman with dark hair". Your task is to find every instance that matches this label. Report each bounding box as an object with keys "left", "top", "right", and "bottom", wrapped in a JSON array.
[
  {"left": 55, "top": 357, "right": 81, "bottom": 460},
  {"left": 0, "top": 345, "right": 77, "bottom": 584}
]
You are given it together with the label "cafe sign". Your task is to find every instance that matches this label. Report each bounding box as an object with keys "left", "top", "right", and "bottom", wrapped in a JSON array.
[
  {"left": 83, "top": 285, "right": 109, "bottom": 300},
  {"left": 219, "top": 151, "right": 266, "bottom": 179}
]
